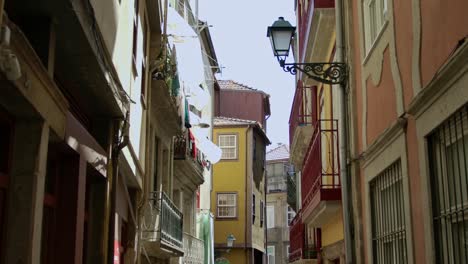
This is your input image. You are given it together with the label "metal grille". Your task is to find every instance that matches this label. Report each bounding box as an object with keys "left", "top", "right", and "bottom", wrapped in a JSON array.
[
  {"left": 428, "top": 104, "right": 468, "bottom": 264},
  {"left": 370, "top": 160, "right": 407, "bottom": 264}
]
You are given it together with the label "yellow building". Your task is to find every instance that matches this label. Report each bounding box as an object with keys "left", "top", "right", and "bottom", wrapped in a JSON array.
[
  {"left": 287, "top": 1, "right": 345, "bottom": 263},
  {"left": 212, "top": 117, "right": 270, "bottom": 264}
]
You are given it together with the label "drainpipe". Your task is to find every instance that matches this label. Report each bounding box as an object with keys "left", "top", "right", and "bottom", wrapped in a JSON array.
[
  {"left": 107, "top": 112, "right": 130, "bottom": 264},
  {"left": 335, "top": 0, "right": 353, "bottom": 263}
]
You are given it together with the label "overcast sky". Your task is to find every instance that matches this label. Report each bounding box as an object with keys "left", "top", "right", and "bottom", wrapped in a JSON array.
[{"left": 198, "top": 0, "right": 296, "bottom": 150}]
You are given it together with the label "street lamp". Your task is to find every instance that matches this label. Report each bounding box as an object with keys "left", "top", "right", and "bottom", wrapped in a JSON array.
[
  {"left": 226, "top": 234, "right": 236, "bottom": 248},
  {"left": 267, "top": 17, "right": 348, "bottom": 85}
]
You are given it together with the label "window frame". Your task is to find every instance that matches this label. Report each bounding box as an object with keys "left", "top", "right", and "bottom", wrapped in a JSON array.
[
  {"left": 216, "top": 192, "right": 238, "bottom": 219},
  {"left": 218, "top": 134, "right": 238, "bottom": 160},
  {"left": 267, "top": 205, "right": 275, "bottom": 228},
  {"left": 362, "top": 0, "right": 389, "bottom": 54},
  {"left": 267, "top": 245, "right": 275, "bottom": 264},
  {"left": 427, "top": 105, "right": 468, "bottom": 264},
  {"left": 369, "top": 160, "right": 408, "bottom": 264},
  {"left": 363, "top": 128, "right": 414, "bottom": 263}
]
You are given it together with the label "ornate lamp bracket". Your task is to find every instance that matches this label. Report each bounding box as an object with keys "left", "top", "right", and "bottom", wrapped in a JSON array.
[{"left": 279, "top": 60, "right": 348, "bottom": 85}]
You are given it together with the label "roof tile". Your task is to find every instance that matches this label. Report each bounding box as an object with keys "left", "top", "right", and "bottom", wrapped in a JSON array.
[{"left": 266, "top": 144, "right": 290, "bottom": 161}]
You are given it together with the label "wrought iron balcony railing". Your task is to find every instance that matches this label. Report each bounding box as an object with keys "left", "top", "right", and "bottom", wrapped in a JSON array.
[
  {"left": 287, "top": 174, "right": 297, "bottom": 211},
  {"left": 141, "top": 191, "right": 184, "bottom": 253},
  {"left": 182, "top": 232, "right": 204, "bottom": 264},
  {"left": 301, "top": 119, "right": 341, "bottom": 211},
  {"left": 289, "top": 210, "right": 319, "bottom": 262},
  {"left": 174, "top": 130, "right": 204, "bottom": 172},
  {"left": 289, "top": 83, "right": 316, "bottom": 146}
]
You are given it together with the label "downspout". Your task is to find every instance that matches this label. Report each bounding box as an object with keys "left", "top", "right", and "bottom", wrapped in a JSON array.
[
  {"left": 107, "top": 111, "right": 130, "bottom": 264},
  {"left": 335, "top": 0, "right": 354, "bottom": 263},
  {"left": 244, "top": 127, "right": 249, "bottom": 262}
]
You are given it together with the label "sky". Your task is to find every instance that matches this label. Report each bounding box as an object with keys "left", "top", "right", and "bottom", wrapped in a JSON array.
[{"left": 198, "top": 0, "right": 297, "bottom": 150}]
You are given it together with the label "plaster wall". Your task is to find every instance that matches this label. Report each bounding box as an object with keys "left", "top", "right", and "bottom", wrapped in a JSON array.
[
  {"left": 91, "top": 0, "right": 147, "bottom": 177},
  {"left": 365, "top": 48, "right": 398, "bottom": 145},
  {"left": 420, "top": 0, "right": 468, "bottom": 87},
  {"left": 212, "top": 126, "right": 247, "bottom": 245},
  {"left": 321, "top": 212, "right": 344, "bottom": 247}
]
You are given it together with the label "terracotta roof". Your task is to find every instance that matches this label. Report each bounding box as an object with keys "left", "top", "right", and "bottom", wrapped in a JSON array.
[
  {"left": 266, "top": 144, "right": 290, "bottom": 161},
  {"left": 214, "top": 116, "right": 259, "bottom": 127},
  {"left": 214, "top": 116, "right": 271, "bottom": 145},
  {"left": 217, "top": 80, "right": 269, "bottom": 96}
]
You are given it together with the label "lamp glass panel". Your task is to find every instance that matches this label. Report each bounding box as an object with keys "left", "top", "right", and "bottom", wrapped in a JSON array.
[{"left": 272, "top": 30, "right": 293, "bottom": 56}]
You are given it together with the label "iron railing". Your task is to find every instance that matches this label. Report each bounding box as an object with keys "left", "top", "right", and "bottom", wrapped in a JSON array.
[
  {"left": 182, "top": 232, "right": 204, "bottom": 264},
  {"left": 289, "top": 210, "right": 318, "bottom": 262},
  {"left": 287, "top": 174, "right": 297, "bottom": 211},
  {"left": 152, "top": 42, "right": 180, "bottom": 97},
  {"left": 289, "top": 211, "right": 305, "bottom": 262},
  {"left": 301, "top": 119, "right": 340, "bottom": 210},
  {"left": 174, "top": 130, "right": 204, "bottom": 171},
  {"left": 141, "top": 191, "right": 183, "bottom": 251},
  {"left": 429, "top": 104, "right": 468, "bottom": 264},
  {"left": 370, "top": 160, "right": 407, "bottom": 264},
  {"left": 289, "top": 84, "right": 316, "bottom": 146}
]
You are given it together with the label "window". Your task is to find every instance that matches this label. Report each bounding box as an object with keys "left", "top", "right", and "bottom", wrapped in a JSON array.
[
  {"left": 218, "top": 135, "right": 237, "bottom": 159},
  {"left": 370, "top": 160, "right": 407, "bottom": 264},
  {"left": 260, "top": 200, "right": 264, "bottom": 227},
  {"left": 132, "top": 0, "right": 139, "bottom": 65},
  {"left": 216, "top": 193, "right": 237, "bottom": 218},
  {"left": 287, "top": 206, "right": 296, "bottom": 225},
  {"left": 267, "top": 245, "right": 275, "bottom": 264},
  {"left": 363, "top": 0, "right": 388, "bottom": 52},
  {"left": 141, "top": 15, "right": 148, "bottom": 99},
  {"left": 428, "top": 105, "right": 468, "bottom": 264},
  {"left": 153, "top": 137, "right": 159, "bottom": 192},
  {"left": 267, "top": 205, "right": 275, "bottom": 228},
  {"left": 252, "top": 194, "right": 256, "bottom": 223}
]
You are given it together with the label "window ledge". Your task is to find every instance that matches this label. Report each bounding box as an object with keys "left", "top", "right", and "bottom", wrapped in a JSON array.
[
  {"left": 215, "top": 217, "right": 238, "bottom": 221},
  {"left": 363, "top": 20, "right": 389, "bottom": 66}
]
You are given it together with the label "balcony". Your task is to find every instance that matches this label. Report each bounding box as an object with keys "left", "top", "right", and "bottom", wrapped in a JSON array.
[
  {"left": 141, "top": 191, "right": 184, "bottom": 257},
  {"left": 301, "top": 119, "right": 341, "bottom": 226},
  {"left": 296, "top": 0, "right": 336, "bottom": 71},
  {"left": 173, "top": 130, "right": 205, "bottom": 190},
  {"left": 289, "top": 211, "right": 318, "bottom": 264},
  {"left": 289, "top": 84, "right": 316, "bottom": 168},
  {"left": 182, "top": 232, "right": 204, "bottom": 264},
  {"left": 151, "top": 44, "right": 184, "bottom": 137},
  {"left": 7, "top": 0, "right": 128, "bottom": 119},
  {"left": 267, "top": 175, "right": 287, "bottom": 193},
  {"left": 287, "top": 174, "right": 297, "bottom": 211}
]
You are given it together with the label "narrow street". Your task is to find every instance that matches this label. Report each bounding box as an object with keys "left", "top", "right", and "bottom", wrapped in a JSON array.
[{"left": 0, "top": 0, "right": 466, "bottom": 264}]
